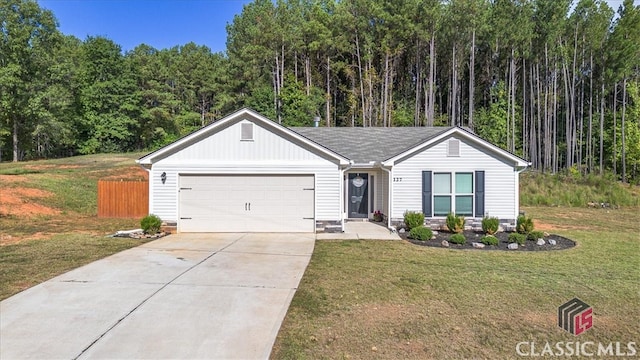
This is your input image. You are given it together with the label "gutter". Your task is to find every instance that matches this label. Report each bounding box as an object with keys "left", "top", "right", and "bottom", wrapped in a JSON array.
[{"left": 380, "top": 165, "right": 393, "bottom": 230}]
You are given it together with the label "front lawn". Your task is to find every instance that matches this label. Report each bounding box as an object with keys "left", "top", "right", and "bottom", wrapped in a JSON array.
[{"left": 271, "top": 206, "right": 640, "bottom": 359}]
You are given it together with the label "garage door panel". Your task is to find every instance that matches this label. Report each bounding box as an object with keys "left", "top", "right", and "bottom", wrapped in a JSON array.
[{"left": 179, "top": 175, "right": 314, "bottom": 233}]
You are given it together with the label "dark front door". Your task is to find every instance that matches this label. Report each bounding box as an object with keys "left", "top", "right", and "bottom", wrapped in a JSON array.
[{"left": 348, "top": 173, "right": 368, "bottom": 218}]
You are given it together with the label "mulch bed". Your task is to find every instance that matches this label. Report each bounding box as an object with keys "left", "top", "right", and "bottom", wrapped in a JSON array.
[{"left": 401, "top": 229, "right": 576, "bottom": 251}]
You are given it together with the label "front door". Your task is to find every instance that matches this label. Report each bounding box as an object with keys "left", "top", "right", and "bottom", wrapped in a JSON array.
[{"left": 348, "top": 173, "right": 368, "bottom": 218}]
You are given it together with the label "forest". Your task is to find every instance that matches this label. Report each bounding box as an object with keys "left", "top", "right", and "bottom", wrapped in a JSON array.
[{"left": 1, "top": 0, "right": 639, "bottom": 182}]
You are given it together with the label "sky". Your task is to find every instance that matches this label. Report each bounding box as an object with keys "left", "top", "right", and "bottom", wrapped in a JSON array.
[
  {"left": 38, "top": 0, "right": 253, "bottom": 54},
  {"left": 38, "top": 0, "right": 638, "bottom": 55}
]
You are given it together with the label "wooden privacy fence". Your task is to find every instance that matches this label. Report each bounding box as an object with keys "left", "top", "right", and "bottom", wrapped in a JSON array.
[{"left": 98, "top": 180, "right": 149, "bottom": 218}]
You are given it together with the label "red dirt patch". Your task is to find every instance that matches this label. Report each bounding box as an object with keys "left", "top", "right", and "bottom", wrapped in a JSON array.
[
  {"left": 0, "top": 187, "right": 60, "bottom": 217},
  {"left": 533, "top": 220, "right": 556, "bottom": 231},
  {"left": 534, "top": 220, "right": 590, "bottom": 231},
  {"left": 0, "top": 175, "right": 28, "bottom": 183}
]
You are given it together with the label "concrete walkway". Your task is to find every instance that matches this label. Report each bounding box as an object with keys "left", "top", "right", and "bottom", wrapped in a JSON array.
[
  {"left": 0, "top": 233, "right": 315, "bottom": 360},
  {"left": 316, "top": 221, "right": 401, "bottom": 240}
]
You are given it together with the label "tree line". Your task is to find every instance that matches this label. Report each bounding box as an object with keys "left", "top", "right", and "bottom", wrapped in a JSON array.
[{"left": 1, "top": 0, "right": 639, "bottom": 183}]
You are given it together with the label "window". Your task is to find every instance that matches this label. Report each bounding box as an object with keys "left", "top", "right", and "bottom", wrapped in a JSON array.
[
  {"left": 241, "top": 123, "right": 253, "bottom": 141},
  {"left": 455, "top": 173, "right": 473, "bottom": 216},
  {"left": 423, "top": 171, "right": 484, "bottom": 218},
  {"left": 433, "top": 173, "right": 451, "bottom": 216},
  {"left": 432, "top": 172, "right": 473, "bottom": 216}
]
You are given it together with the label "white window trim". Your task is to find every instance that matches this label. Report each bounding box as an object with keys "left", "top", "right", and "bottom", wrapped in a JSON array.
[{"left": 433, "top": 171, "right": 474, "bottom": 217}]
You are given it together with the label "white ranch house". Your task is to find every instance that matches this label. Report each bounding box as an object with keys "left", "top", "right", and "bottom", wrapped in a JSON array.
[{"left": 137, "top": 108, "right": 529, "bottom": 233}]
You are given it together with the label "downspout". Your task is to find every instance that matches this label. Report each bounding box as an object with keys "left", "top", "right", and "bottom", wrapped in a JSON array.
[
  {"left": 340, "top": 161, "right": 354, "bottom": 232},
  {"left": 380, "top": 165, "right": 393, "bottom": 230}
]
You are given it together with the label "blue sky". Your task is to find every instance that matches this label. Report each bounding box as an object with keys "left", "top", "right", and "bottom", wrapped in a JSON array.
[
  {"left": 38, "top": 0, "right": 253, "bottom": 54},
  {"left": 38, "top": 0, "right": 637, "bottom": 55}
]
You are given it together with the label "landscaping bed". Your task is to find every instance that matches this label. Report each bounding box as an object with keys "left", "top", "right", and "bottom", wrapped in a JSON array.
[{"left": 401, "top": 229, "right": 576, "bottom": 251}]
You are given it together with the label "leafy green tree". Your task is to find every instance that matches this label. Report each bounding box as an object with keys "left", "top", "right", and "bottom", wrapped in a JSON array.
[
  {"left": 78, "top": 36, "right": 138, "bottom": 154},
  {"left": 0, "top": 0, "right": 59, "bottom": 161}
]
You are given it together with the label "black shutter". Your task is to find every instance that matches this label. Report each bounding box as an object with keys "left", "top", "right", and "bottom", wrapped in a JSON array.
[
  {"left": 422, "top": 171, "right": 432, "bottom": 217},
  {"left": 475, "top": 171, "right": 485, "bottom": 217}
]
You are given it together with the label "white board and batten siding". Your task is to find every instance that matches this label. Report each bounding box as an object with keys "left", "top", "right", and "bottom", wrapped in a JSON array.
[
  {"left": 148, "top": 120, "right": 342, "bottom": 228},
  {"left": 391, "top": 135, "right": 519, "bottom": 220}
]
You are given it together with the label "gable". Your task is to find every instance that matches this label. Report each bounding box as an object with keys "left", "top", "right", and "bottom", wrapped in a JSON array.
[
  {"left": 384, "top": 127, "right": 529, "bottom": 168},
  {"left": 137, "top": 108, "right": 349, "bottom": 166},
  {"left": 157, "top": 120, "right": 332, "bottom": 165}
]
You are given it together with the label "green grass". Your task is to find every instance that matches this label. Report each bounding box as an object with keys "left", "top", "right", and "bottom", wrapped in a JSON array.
[
  {"left": 271, "top": 207, "right": 640, "bottom": 359},
  {"left": 521, "top": 171, "right": 640, "bottom": 207},
  {"left": 0, "top": 234, "right": 151, "bottom": 299},
  {"left": 0, "top": 153, "right": 147, "bottom": 300}
]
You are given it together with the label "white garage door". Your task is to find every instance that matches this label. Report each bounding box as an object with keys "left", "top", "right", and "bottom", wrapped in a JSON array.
[{"left": 178, "top": 175, "right": 315, "bottom": 232}]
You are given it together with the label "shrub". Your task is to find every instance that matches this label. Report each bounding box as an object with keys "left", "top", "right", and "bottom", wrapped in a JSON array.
[
  {"left": 403, "top": 211, "right": 425, "bottom": 230},
  {"left": 481, "top": 216, "right": 499, "bottom": 235},
  {"left": 527, "top": 231, "right": 545, "bottom": 241},
  {"left": 141, "top": 214, "right": 162, "bottom": 234},
  {"left": 449, "top": 233, "right": 466, "bottom": 245},
  {"left": 446, "top": 213, "right": 465, "bottom": 233},
  {"left": 516, "top": 215, "right": 534, "bottom": 234},
  {"left": 508, "top": 232, "right": 526, "bottom": 245},
  {"left": 480, "top": 235, "right": 499, "bottom": 246},
  {"left": 409, "top": 226, "right": 433, "bottom": 241}
]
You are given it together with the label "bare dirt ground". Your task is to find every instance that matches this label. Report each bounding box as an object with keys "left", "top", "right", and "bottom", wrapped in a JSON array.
[
  {"left": 0, "top": 160, "right": 144, "bottom": 246},
  {"left": 0, "top": 187, "right": 60, "bottom": 217}
]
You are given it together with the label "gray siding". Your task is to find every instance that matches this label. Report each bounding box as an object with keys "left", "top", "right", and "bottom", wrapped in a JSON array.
[{"left": 392, "top": 135, "right": 518, "bottom": 220}]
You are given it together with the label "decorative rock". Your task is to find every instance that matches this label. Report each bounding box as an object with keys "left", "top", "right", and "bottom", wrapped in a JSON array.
[
  {"left": 536, "top": 238, "right": 545, "bottom": 246},
  {"left": 472, "top": 242, "right": 485, "bottom": 249},
  {"left": 399, "top": 228, "right": 406, "bottom": 233},
  {"left": 508, "top": 243, "right": 519, "bottom": 250},
  {"left": 543, "top": 232, "right": 551, "bottom": 237},
  {"left": 548, "top": 239, "right": 557, "bottom": 245},
  {"left": 441, "top": 240, "right": 450, "bottom": 248}
]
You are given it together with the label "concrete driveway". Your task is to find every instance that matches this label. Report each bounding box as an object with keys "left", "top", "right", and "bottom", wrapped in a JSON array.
[{"left": 0, "top": 233, "right": 315, "bottom": 359}]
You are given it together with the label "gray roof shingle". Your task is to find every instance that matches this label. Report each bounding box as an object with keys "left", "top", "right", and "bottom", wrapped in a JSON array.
[{"left": 291, "top": 127, "right": 453, "bottom": 163}]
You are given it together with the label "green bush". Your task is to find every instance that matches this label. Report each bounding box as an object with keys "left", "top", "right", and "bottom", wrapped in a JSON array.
[
  {"left": 508, "top": 233, "right": 526, "bottom": 245},
  {"left": 481, "top": 216, "right": 499, "bottom": 235},
  {"left": 408, "top": 226, "right": 433, "bottom": 241},
  {"left": 527, "top": 231, "right": 545, "bottom": 241},
  {"left": 516, "top": 215, "right": 534, "bottom": 234},
  {"left": 480, "top": 235, "right": 499, "bottom": 246},
  {"left": 403, "top": 211, "right": 425, "bottom": 230},
  {"left": 446, "top": 213, "right": 465, "bottom": 233},
  {"left": 449, "top": 233, "right": 466, "bottom": 245},
  {"left": 141, "top": 214, "right": 162, "bottom": 234}
]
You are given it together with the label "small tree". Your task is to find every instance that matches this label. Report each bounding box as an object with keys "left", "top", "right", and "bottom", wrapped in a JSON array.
[
  {"left": 516, "top": 215, "right": 534, "bottom": 234},
  {"left": 482, "top": 216, "right": 499, "bottom": 235},
  {"left": 446, "top": 213, "right": 465, "bottom": 233},
  {"left": 403, "top": 211, "right": 425, "bottom": 230}
]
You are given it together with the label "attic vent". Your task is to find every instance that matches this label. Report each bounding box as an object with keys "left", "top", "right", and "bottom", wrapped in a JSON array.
[
  {"left": 241, "top": 123, "right": 254, "bottom": 141},
  {"left": 447, "top": 139, "right": 460, "bottom": 157}
]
